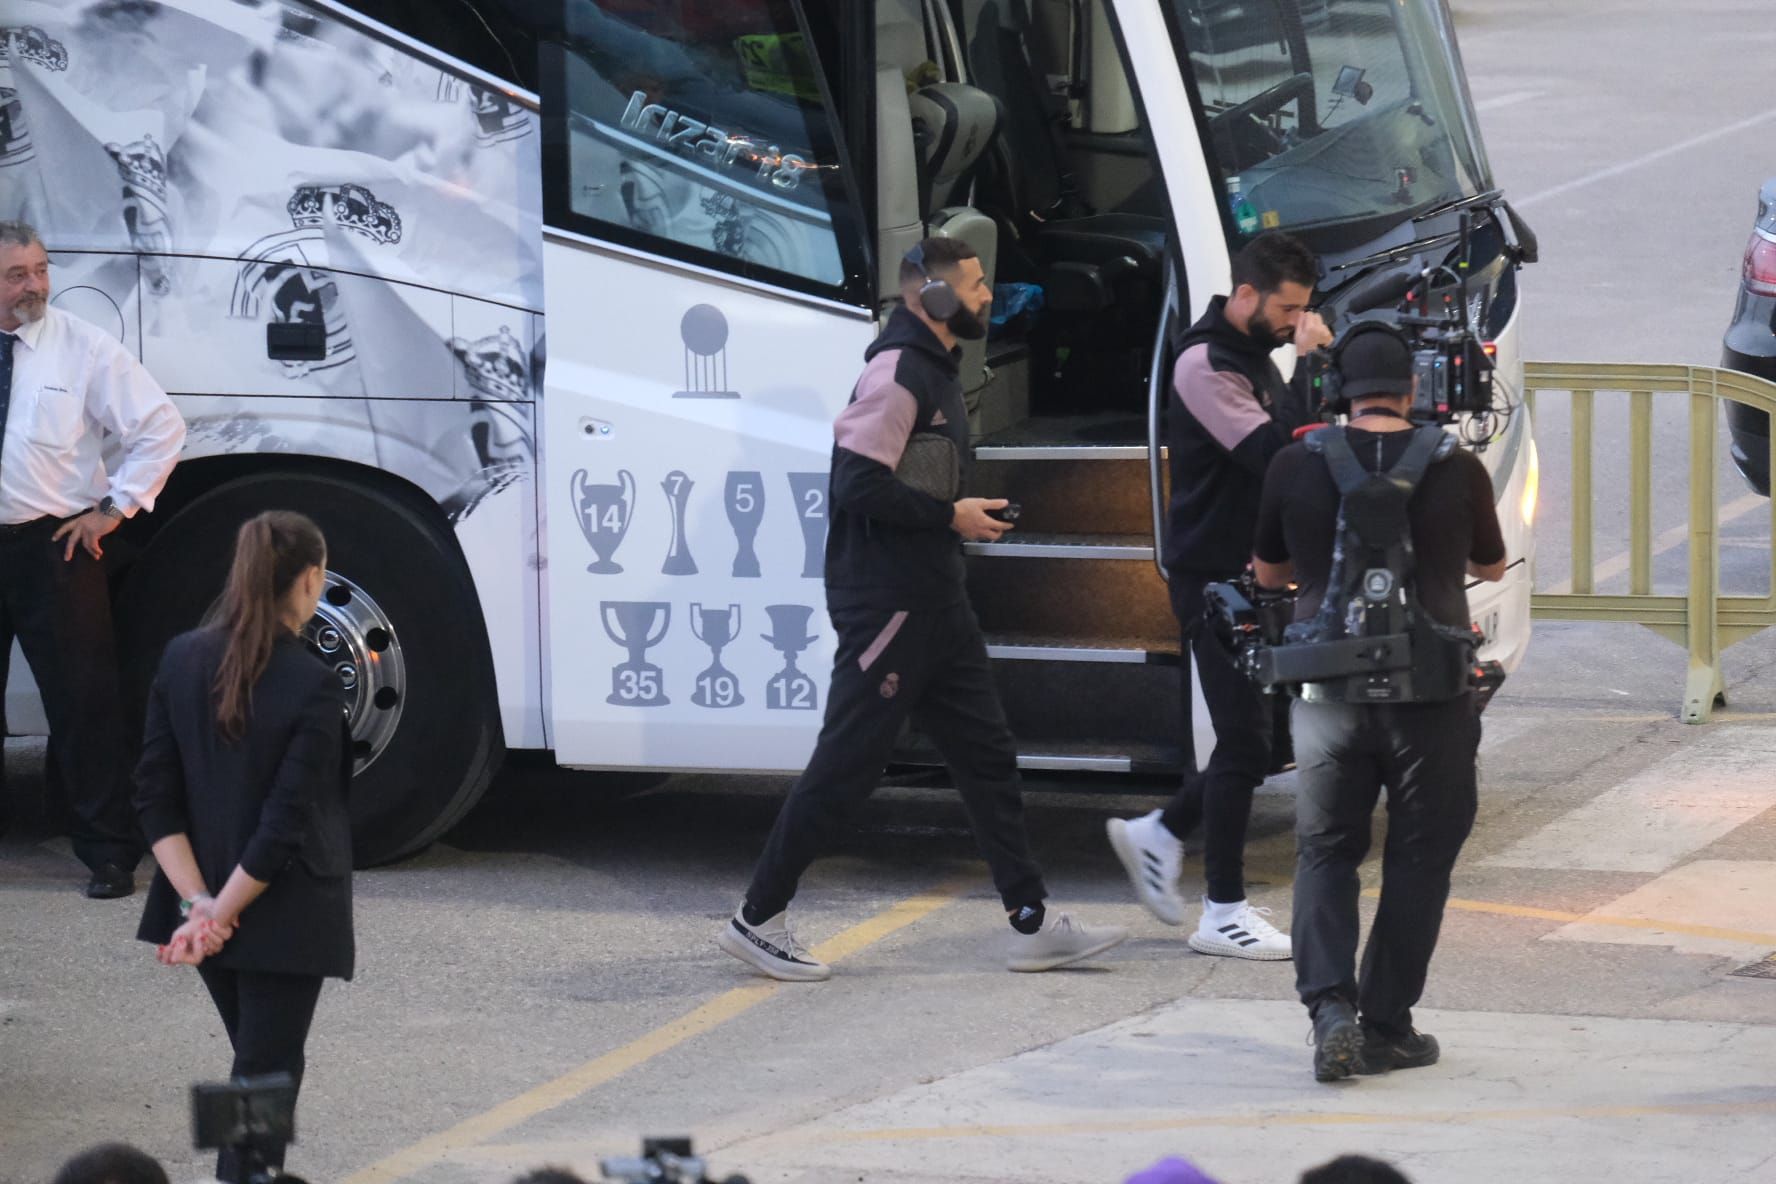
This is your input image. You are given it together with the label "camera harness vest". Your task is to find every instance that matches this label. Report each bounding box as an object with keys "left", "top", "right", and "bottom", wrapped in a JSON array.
[{"left": 1289, "top": 421, "right": 1479, "bottom": 704}]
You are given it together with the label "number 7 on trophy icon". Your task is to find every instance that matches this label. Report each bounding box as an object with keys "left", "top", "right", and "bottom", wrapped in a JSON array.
[{"left": 571, "top": 469, "right": 635, "bottom": 574}]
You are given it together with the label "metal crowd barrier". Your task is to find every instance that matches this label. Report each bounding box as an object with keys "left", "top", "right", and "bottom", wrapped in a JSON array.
[{"left": 1524, "top": 362, "right": 1776, "bottom": 722}]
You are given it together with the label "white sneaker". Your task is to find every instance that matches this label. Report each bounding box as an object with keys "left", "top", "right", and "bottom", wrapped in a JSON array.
[
  {"left": 1106, "top": 809, "right": 1187, "bottom": 925},
  {"left": 1007, "top": 910, "right": 1129, "bottom": 972},
  {"left": 717, "top": 907, "right": 831, "bottom": 982},
  {"left": 1187, "top": 899, "right": 1292, "bottom": 961}
]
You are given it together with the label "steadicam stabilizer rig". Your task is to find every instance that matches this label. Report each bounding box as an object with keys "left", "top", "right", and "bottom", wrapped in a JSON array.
[{"left": 1205, "top": 424, "right": 1505, "bottom": 707}]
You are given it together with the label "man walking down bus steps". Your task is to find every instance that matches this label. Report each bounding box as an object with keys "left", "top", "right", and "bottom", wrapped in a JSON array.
[
  {"left": 718, "top": 236, "right": 1127, "bottom": 981},
  {"left": 0, "top": 219, "right": 185, "bottom": 898},
  {"left": 1106, "top": 232, "right": 1332, "bottom": 960}
]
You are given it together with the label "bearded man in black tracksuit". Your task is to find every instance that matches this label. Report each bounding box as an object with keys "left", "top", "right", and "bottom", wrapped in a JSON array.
[
  {"left": 1107, "top": 233, "right": 1331, "bottom": 959},
  {"left": 719, "top": 237, "right": 1127, "bottom": 982}
]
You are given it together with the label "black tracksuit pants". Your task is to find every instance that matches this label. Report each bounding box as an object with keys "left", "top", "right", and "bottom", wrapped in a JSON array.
[
  {"left": 745, "top": 599, "right": 1048, "bottom": 917},
  {"left": 1291, "top": 694, "right": 1479, "bottom": 1035},
  {"left": 0, "top": 517, "right": 138, "bottom": 870},
  {"left": 1158, "top": 575, "right": 1272, "bottom": 903},
  {"left": 197, "top": 964, "right": 327, "bottom": 1184}
]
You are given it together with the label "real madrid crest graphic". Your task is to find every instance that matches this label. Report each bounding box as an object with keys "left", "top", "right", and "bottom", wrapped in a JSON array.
[
  {"left": 0, "top": 25, "right": 70, "bottom": 170},
  {"left": 104, "top": 134, "right": 173, "bottom": 295},
  {"left": 231, "top": 183, "right": 404, "bottom": 379}
]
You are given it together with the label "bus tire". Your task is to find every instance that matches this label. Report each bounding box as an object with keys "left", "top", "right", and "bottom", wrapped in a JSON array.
[{"left": 116, "top": 471, "right": 504, "bottom": 867}]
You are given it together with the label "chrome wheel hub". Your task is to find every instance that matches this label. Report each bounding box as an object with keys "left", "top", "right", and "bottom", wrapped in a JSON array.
[{"left": 304, "top": 571, "right": 405, "bottom": 773}]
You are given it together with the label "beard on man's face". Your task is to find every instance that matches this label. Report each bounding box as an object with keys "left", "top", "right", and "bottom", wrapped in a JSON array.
[
  {"left": 947, "top": 301, "right": 990, "bottom": 341},
  {"left": 10, "top": 293, "right": 47, "bottom": 324},
  {"left": 1247, "top": 304, "right": 1293, "bottom": 348}
]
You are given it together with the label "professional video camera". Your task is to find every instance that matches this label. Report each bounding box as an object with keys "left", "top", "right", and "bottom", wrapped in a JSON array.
[
  {"left": 601, "top": 1137, "right": 751, "bottom": 1184},
  {"left": 1309, "top": 212, "right": 1506, "bottom": 449}
]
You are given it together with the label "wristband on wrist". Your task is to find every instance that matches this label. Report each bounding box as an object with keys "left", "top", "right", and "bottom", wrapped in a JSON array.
[{"left": 178, "top": 893, "right": 213, "bottom": 918}]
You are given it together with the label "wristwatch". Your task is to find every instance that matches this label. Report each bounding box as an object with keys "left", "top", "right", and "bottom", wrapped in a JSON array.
[
  {"left": 178, "top": 893, "right": 212, "bottom": 918},
  {"left": 98, "top": 495, "right": 125, "bottom": 521}
]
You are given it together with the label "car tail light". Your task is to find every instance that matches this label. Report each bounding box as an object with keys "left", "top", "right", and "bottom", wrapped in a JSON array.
[{"left": 1743, "top": 232, "right": 1776, "bottom": 296}]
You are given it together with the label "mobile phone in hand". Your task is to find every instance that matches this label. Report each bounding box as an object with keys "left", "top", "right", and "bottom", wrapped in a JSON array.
[{"left": 986, "top": 502, "right": 1021, "bottom": 524}]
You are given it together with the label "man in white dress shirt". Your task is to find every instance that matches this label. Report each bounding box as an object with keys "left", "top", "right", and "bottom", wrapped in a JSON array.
[{"left": 0, "top": 220, "right": 185, "bottom": 897}]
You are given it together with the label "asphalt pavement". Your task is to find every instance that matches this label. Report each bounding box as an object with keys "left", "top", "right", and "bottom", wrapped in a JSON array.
[{"left": 5, "top": 3, "right": 1776, "bottom": 1184}]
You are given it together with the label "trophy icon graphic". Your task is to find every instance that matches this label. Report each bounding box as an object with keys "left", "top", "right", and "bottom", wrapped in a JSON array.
[
  {"left": 691, "top": 603, "right": 744, "bottom": 708},
  {"left": 672, "top": 304, "right": 740, "bottom": 398},
  {"left": 761, "top": 603, "right": 820, "bottom": 711},
  {"left": 724, "top": 471, "right": 765, "bottom": 578},
  {"left": 601, "top": 601, "right": 671, "bottom": 707},
  {"left": 661, "top": 470, "right": 698, "bottom": 575},
  {"left": 786, "top": 472, "right": 828, "bottom": 579},
  {"left": 571, "top": 468, "right": 634, "bottom": 574}
]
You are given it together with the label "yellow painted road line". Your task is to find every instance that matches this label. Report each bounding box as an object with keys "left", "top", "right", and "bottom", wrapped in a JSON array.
[
  {"left": 1542, "top": 491, "right": 1764, "bottom": 596},
  {"left": 813, "top": 1098, "right": 1776, "bottom": 1143},
  {"left": 1362, "top": 888, "right": 1776, "bottom": 947},
  {"left": 341, "top": 876, "right": 977, "bottom": 1184}
]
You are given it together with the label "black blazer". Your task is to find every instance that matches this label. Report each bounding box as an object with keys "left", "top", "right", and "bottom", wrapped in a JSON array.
[{"left": 135, "top": 629, "right": 355, "bottom": 980}]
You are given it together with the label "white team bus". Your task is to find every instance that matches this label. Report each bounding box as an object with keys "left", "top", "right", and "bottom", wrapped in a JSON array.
[{"left": 2, "top": 0, "right": 1536, "bottom": 864}]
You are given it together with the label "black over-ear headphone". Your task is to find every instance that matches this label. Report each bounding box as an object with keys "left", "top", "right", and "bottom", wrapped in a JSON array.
[
  {"left": 1329, "top": 317, "right": 1412, "bottom": 370},
  {"left": 905, "top": 242, "right": 962, "bottom": 322}
]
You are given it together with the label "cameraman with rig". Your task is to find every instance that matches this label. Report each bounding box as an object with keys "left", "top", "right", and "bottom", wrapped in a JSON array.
[
  {"left": 1249, "top": 321, "right": 1506, "bottom": 1082},
  {"left": 1108, "top": 232, "right": 1331, "bottom": 959}
]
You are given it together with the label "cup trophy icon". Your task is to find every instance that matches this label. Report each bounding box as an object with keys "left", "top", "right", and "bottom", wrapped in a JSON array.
[
  {"left": 571, "top": 468, "right": 634, "bottom": 574},
  {"left": 724, "top": 470, "right": 765, "bottom": 578},
  {"left": 786, "top": 472, "right": 827, "bottom": 579},
  {"left": 761, "top": 603, "right": 820, "bottom": 711},
  {"left": 690, "top": 603, "right": 744, "bottom": 708},
  {"left": 601, "top": 601, "right": 671, "bottom": 707},
  {"left": 661, "top": 470, "right": 698, "bottom": 576}
]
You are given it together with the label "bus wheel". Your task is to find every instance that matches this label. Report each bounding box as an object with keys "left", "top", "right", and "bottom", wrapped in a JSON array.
[{"left": 117, "top": 472, "right": 504, "bottom": 867}]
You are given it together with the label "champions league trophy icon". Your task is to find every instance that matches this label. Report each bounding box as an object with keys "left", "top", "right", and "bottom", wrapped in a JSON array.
[
  {"left": 571, "top": 468, "right": 635, "bottom": 574},
  {"left": 601, "top": 601, "right": 671, "bottom": 707},
  {"left": 786, "top": 473, "right": 828, "bottom": 579},
  {"left": 724, "top": 471, "right": 765, "bottom": 578},
  {"left": 661, "top": 470, "right": 698, "bottom": 575},
  {"left": 761, "top": 604, "right": 820, "bottom": 711},
  {"left": 672, "top": 304, "right": 739, "bottom": 398},
  {"left": 690, "top": 603, "right": 744, "bottom": 709}
]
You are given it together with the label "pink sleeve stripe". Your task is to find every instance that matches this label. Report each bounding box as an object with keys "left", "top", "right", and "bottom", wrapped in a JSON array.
[
  {"left": 834, "top": 350, "right": 918, "bottom": 469},
  {"left": 1174, "top": 345, "right": 1269, "bottom": 453}
]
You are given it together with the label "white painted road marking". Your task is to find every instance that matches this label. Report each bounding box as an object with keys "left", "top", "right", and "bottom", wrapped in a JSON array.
[
  {"left": 1482, "top": 726, "right": 1776, "bottom": 872},
  {"left": 1515, "top": 106, "right": 1776, "bottom": 210}
]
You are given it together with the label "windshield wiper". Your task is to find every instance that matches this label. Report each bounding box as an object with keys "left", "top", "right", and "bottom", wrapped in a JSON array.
[
  {"left": 1412, "top": 187, "right": 1503, "bottom": 224},
  {"left": 1329, "top": 228, "right": 1465, "bottom": 274}
]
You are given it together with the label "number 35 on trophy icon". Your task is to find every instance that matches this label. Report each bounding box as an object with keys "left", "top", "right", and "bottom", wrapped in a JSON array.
[{"left": 571, "top": 469, "right": 634, "bottom": 574}]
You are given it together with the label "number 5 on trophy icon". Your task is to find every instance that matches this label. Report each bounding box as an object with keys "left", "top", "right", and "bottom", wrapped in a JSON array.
[{"left": 572, "top": 469, "right": 635, "bottom": 574}]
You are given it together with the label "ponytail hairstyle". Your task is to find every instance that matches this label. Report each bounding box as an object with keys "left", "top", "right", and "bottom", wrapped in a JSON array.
[{"left": 207, "top": 511, "right": 327, "bottom": 742}]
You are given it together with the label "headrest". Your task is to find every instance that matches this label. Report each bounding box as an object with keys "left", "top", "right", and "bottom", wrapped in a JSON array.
[{"left": 907, "top": 83, "right": 1001, "bottom": 209}]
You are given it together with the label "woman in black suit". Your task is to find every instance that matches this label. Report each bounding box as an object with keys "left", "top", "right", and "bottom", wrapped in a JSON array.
[{"left": 134, "top": 510, "right": 353, "bottom": 1184}]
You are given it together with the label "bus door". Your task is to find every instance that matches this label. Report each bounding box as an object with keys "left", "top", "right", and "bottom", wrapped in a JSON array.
[{"left": 538, "top": 0, "right": 878, "bottom": 772}]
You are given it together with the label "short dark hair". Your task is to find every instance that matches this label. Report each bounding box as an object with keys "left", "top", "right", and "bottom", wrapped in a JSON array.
[
  {"left": 1230, "top": 231, "right": 1318, "bottom": 295},
  {"left": 1299, "top": 1154, "right": 1413, "bottom": 1184},
  {"left": 0, "top": 219, "right": 43, "bottom": 251},
  {"left": 52, "top": 1143, "right": 170, "bottom": 1184},
  {"left": 512, "top": 1169, "right": 591, "bottom": 1184},
  {"left": 900, "top": 235, "right": 979, "bottom": 289}
]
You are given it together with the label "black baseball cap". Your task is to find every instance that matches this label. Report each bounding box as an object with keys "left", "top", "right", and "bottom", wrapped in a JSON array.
[{"left": 1338, "top": 324, "right": 1414, "bottom": 399}]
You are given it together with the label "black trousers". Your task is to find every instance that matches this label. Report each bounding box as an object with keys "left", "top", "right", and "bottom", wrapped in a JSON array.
[
  {"left": 196, "top": 964, "right": 326, "bottom": 1184},
  {"left": 1159, "top": 575, "right": 1272, "bottom": 903},
  {"left": 1291, "top": 694, "right": 1479, "bottom": 1035},
  {"left": 745, "top": 600, "right": 1048, "bottom": 917},
  {"left": 0, "top": 517, "right": 138, "bottom": 870}
]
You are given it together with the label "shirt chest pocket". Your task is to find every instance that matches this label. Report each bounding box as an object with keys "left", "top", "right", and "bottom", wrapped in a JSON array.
[{"left": 22, "top": 385, "right": 86, "bottom": 450}]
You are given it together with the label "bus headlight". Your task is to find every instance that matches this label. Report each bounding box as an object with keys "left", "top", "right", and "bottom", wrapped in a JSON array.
[{"left": 1520, "top": 440, "right": 1540, "bottom": 527}]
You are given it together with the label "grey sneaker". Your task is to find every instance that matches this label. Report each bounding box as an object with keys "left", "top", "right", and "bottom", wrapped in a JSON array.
[
  {"left": 717, "top": 907, "right": 831, "bottom": 982},
  {"left": 1007, "top": 910, "right": 1129, "bottom": 972},
  {"left": 1107, "top": 810, "right": 1187, "bottom": 925}
]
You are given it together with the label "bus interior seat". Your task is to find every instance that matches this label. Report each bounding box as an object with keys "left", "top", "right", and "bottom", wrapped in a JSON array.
[{"left": 966, "top": 0, "right": 1168, "bottom": 412}]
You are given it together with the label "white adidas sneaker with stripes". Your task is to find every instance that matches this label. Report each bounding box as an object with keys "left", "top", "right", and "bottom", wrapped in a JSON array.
[
  {"left": 1187, "top": 899, "right": 1292, "bottom": 960},
  {"left": 1106, "top": 809, "right": 1187, "bottom": 926}
]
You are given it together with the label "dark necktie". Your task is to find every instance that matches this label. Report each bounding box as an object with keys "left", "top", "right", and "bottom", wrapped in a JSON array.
[{"left": 0, "top": 331, "right": 14, "bottom": 475}]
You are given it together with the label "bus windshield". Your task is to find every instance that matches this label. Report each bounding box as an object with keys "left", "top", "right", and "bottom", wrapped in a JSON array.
[{"left": 1172, "top": 0, "right": 1491, "bottom": 246}]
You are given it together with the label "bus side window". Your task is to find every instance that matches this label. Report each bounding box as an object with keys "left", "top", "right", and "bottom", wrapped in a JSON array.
[{"left": 547, "top": 0, "right": 866, "bottom": 298}]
